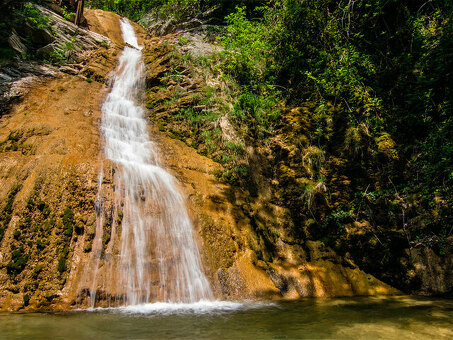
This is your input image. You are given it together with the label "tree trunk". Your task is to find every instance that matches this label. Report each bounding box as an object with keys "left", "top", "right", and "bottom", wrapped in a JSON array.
[{"left": 74, "top": 0, "right": 84, "bottom": 26}]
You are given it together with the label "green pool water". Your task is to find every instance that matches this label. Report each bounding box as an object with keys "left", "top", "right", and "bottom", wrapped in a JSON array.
[{"left": 1, "top": 296, "right": 452, "bottom": 339}]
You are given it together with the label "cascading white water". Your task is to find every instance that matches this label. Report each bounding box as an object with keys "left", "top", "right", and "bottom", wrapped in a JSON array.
[{"left": 85, "top": 18, "right": 213, "bottom": 306}]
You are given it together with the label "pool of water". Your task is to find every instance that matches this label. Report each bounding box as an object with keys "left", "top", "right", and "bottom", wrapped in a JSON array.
[{"left": 1, "top": 296, "right": 452, "bottom": 339}]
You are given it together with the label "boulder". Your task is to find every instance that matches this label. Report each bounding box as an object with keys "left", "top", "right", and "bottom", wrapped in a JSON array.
[{"left": 8, "top": 29, "right": 27, "bottom": 55}]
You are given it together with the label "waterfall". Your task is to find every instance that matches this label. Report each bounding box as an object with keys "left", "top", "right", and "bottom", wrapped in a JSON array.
[{"left": 83, "top": 18, "right": 213, "bottom": 306}]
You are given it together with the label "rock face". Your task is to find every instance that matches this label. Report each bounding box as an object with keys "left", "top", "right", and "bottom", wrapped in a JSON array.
[
  {"left": 149, "top": 126, "right": 399, "bottom": 299},
  {"left": 0, "top": 4, "right": 110, "bottom": 114},
  {"left": 31, "top": 5, "right": 110, "bottom": 58},
  {"left": 0, "top": 75, "right": 104, "bottom": 310},
  {"left": 0, "top": 61, "right": 58, "bottom": 115},
  {"left": 410, "top": 247, "right": 453, "bottom": 296},
  {"left": 0, "top": 8, "right": 121, "bottom": 311}
]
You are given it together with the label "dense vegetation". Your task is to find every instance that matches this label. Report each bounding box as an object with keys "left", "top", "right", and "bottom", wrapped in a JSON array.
[
  {"left": 228, "top": 1, "right": 452, "bottom": 291},
  {"left": 213, "top": 0, "right": 453, "bottom": 251}
]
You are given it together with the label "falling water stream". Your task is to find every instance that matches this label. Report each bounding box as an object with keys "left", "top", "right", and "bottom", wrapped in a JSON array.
[{"left": 84, "top": 18, "right": 213, "bottom": 307}]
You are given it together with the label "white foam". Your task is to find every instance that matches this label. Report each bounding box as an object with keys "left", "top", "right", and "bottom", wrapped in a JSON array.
[{"left": 87, "top": 300, "right": 276, "bottom": 315}]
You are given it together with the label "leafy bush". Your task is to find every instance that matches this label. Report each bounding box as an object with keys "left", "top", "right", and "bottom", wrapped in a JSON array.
[
  {"left": 22, "top": 3, "right": 52, "bottom": 31},
  {"left": 62, "top": 207, "right": 74, "bottom": 238},
  {"left": 23, "top": 294, "right": 30, "bottom": 306},
  {"left": 6, "top": 248, "right": 29, "bottom": 276},
  {"left": 36, "top": 239, "right": 45, "bottom": 250},
  {"left": 0, "top": 185, "right": 20, "bottom": 242},
  {"left": 57, "top": 256, "right": 67, "bottom": 273},
  {"left": 61, "top": 6, "right": 76, "bottom": 21},
  {"left": 0, "top": 48, "right": 16, "bottom": 64}
]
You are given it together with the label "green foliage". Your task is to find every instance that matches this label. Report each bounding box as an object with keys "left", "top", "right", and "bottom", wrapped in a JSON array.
[
  {"left": 219, "top": 6, "right": 281, "bottom": 131},
  {"left": 46, "top": 39, "right": 76, "bottom": 65},
  {"left": 62, "top": 207, "right": 74, "bottom": 239},
  {"left": 37, "top": 201, "right": 51, "bottom": 218},
  {"left": 36, "top": 239, "right": 45, "bottom": 250},
  {"left": 220, "top": 6, "right": 274, "bottom": 87},
  {"left": 61, "top": 6, "right": 76, "bottom": 21},
  {"left": 0, "top": 48, "right": 16, "bottom": 64},
  {"left": 224, "top": 141, "right": 244, "bottom": 155},
  {"left": 57, "top": 256, "right": 67, "bottom": 273},
  {"left": 177, "top": 36, "right": 190, "bottom": 45},
  {"left": 0, "top": 185, "right": 20, "bottom": 242},
  {"left": 177, "top": 107, "right": 218, "bottom": 125},
  {"left": 22, "top": 3, "right": 52, "bottom": 31},
  {"left": 55, "top": 207, "right": 75, "bottom": 275},
  {"left": 218, "top": 0, "right": 452, "bottom": 235},
  {"left": 234, "top": 89, "right": 280, "bottom": 130},
  {"left": 85, "top": 0, "right": 167, "bottom": 21},
  {"left": 13, "top": 230, "right": 21, "bottom": 239},
  {"left": 6, "top": 247, "right": 29, "bottom": 276},
  {"left": 23, "top": 294, "right": 30, "bottom": 306},
  {"left": 323, "top": 207, "right": 353, "bottom": 229}
]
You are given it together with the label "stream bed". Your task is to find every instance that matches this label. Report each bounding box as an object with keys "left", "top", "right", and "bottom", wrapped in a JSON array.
[{"left": 1, "top": 296, "right": 452, "bottom": 339}]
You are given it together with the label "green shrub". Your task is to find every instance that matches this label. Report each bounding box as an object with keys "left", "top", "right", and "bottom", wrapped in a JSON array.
[
  {"left": 62, "top": 207, "right": 74, "bottom": 238},
  {"left": 0, "top": 185, "right": 20, "bottom": 241},
  {"left": 0, "top": 48, "right": 16, "bottom": 64},
  {"left": 6, "top": 248, "right": 29, "bottom": 276},
  {"left": 57, "top": 256, "right": 67, "bottom": 273},
  {"left": 323, "top": 207, "right": 353, "bottom": 229},
  {"left": 36, "top": 239, "right": 45, "bottom": 250},
  {"left": 23, "top": 294, "right": 30, "bottom": 306},
  {"left": 61, "top": 6, "right": 76, "bottom": 21},
  {"left": 23, "top": 3, "right": 52, "bottom": 31}
]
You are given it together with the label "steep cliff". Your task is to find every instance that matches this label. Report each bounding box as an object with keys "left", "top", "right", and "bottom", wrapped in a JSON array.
[{"left": 0, "top": 6, "right": 125, "bottom": 311}]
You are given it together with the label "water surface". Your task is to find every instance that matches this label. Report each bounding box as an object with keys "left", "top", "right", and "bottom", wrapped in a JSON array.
[{"left": 1, "top": 297, "right": 452, "bottom": 339}]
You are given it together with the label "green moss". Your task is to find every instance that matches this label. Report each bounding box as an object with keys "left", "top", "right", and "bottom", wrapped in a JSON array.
[
  {"left": 20, "top": 217, "right": 33, "bottom": 230},
  {"left": 0, "top": 185, "right": 20, "bottom": 241},
  {"left": 102, "top": 232, "right": 111, "bottom": 248},
  {"left": 13, "top": 230, "right": 21, "bottom": 239},
  {"left": 6, "top": 248, "right": 29, "bottom": 276},
  {"left": 23, "top": 294, "right": 30, "bottom": 306},
  {"left": 53, "top": 207, "right": 76, "bottom": 276},
  {"left": 62, "top": 207, "right": 74, "bottom": 238},
  {"left": 37, "top": 201, "right": 51, "bottom": 218},
  {"left": 22, "top": 3, "right": 52, "bottom": 31},
  {"left": 36, "top": 239, "right": 45, "bottom": 250},
  {"left": 0, "top": 48, "right": 16, "bottom": 64},
  {"left": 32, "top": 264, "right": 43, "bottom": 279},
  {"left": 57, "top": 256, "right": 67, "bottom": 273},
  {"left": 83, "top": 242, "right": 92, "bottom": 253}
]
